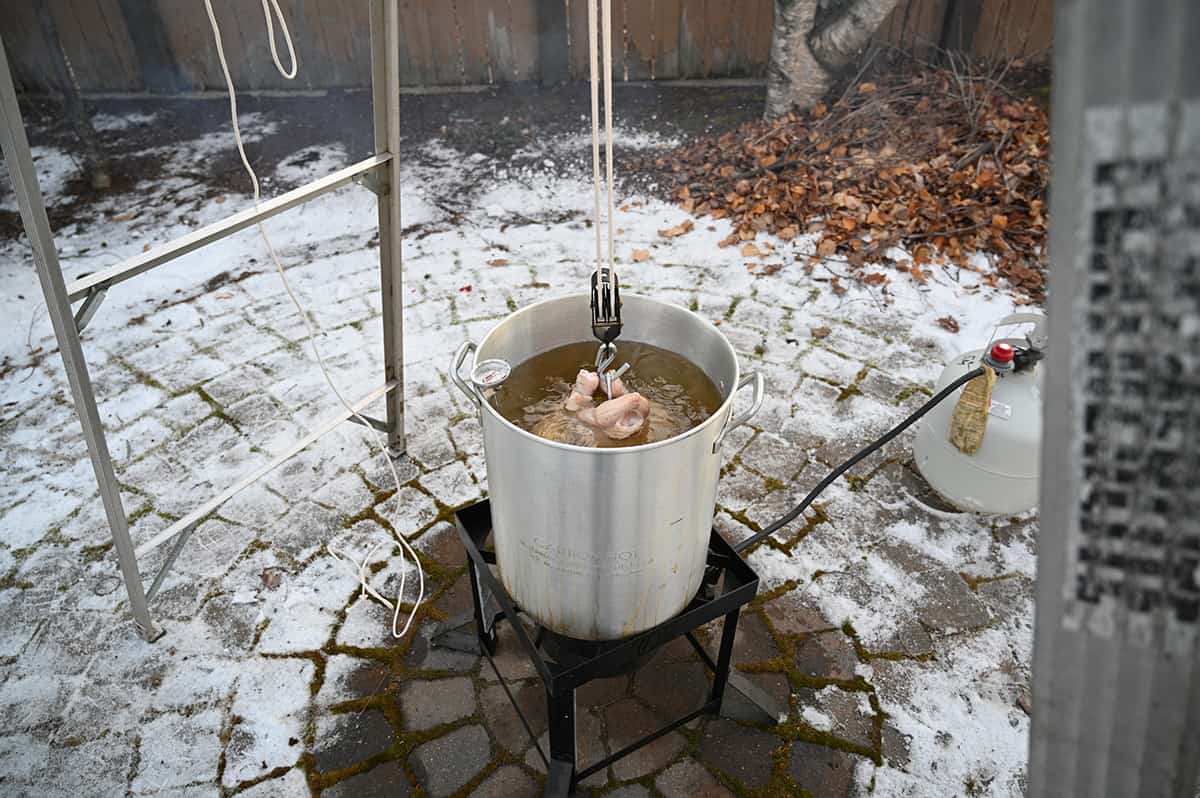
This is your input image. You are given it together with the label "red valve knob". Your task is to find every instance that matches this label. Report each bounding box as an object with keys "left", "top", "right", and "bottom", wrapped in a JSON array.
[{"left": 990, "top": 342, "right": 1015, "bottom": 364}]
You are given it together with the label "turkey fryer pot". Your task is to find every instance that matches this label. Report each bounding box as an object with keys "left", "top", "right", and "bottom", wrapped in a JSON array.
[{"left": 450, "top": 293, "right": 763, "bottom": 640}]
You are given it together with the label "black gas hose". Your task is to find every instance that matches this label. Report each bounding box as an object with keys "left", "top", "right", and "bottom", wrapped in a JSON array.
[{"left": 732, "top": 365, "right": 987, "bottom": 554}]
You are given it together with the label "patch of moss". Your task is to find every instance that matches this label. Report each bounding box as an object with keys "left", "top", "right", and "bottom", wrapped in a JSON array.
[
  {"left": 725, "top": 296, "right": 742, "bottom": 321},
  {"left": 194, "top": 386, "right": 241, "bottom": 432},
  {"left": 895, "top": 385, "right": 932, "bottom": 403},
  {"left": 81, "top": 537, "right": 114, "bottom": 564},
  {"left": 959, "top": 571, "right": 1020, "bottom": 592},
  {"left": 844, "top": 474, "right": 869, "bottom": 493}
]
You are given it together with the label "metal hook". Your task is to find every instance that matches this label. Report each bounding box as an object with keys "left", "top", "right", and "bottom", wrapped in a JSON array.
[
  {"left": 603, "top": 361, "right": 631, "bottom": 400},
  {"left": 595, "top": 342, "right": 617, "bottom": 374}
]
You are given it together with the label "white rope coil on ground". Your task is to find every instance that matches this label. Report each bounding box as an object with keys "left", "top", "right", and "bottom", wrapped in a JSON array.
[{"left": 203, "top": 0, "right": 424, "bottom": 638}]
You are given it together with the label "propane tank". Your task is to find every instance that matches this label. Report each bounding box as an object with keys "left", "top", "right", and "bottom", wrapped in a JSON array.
[{"left": 913, "top": 313, "right": 1045, "bottom": 514}]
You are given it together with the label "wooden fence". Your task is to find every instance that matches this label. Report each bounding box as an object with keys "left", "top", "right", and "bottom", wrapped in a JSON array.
[{"left": 2, "top": 0, "right": 1053, "bottom": 94}]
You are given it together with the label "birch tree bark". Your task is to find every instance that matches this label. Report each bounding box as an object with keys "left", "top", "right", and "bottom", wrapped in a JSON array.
[{"left": 766, "top": 0, "right": 900, "bottom": 118}]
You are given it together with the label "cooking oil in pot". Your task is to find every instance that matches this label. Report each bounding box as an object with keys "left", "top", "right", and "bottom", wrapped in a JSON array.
[{"left": 489, "top": 340, "right": 722, "bottom": 448}]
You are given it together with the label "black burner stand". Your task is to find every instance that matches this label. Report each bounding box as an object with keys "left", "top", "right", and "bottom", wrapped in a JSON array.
[{"left": 442, "top": 499, "right": 781, "bottom": 797}]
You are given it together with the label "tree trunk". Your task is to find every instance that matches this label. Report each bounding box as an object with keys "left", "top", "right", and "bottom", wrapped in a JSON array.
[
  {"left": 765, "top": 0, "right": 826, "bottom": 119},
  {"left": 765, "top": 0, "right": 900, "bottom": 119}
]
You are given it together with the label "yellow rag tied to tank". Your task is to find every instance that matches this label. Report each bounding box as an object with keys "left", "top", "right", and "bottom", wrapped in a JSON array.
[{"left": 948, "top": 365, "right": 997, "bottom": 454}]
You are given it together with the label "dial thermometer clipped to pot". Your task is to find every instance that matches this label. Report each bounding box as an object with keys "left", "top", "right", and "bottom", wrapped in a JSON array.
[{"left": 471, "top": 358, "right": 511, "bottom": 401}]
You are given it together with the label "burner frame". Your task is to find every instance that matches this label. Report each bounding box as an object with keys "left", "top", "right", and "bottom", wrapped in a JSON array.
[{"left": 449, "top": 499, "right": 777, "bottom": 797}]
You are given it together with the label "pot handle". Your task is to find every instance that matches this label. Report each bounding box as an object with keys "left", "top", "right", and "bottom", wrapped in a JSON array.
[
  {"left": 714, "top": 371, "right": 764, "bottom": 453},
  {"left": 450, "top": 341, "right": 480, "bottom": 407}
]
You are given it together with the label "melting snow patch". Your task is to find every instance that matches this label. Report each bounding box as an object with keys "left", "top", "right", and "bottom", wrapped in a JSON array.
[
  {"left": 801, "top": 705, "right": 834, "bottom": 732},
  {"left": 131, "top": 708, "right": 223, "bottom": 792},
  {"left": 0, "top": 145, "right": 79, "bottom": 211},
  {"left": 272, "top": 143, "right": 349, "bottom": 185},
  {"left": 223, "top": 657, "right": 314, "bottom": 787},
  {"left": 91, "top": 111, "right": 158, "bottom": 132}
]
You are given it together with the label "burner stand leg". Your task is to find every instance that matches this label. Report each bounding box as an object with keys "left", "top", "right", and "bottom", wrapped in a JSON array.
[
  {"left": 544, "top": 686, "right": 576, "bottom": 797},
  {"left": 723, "top": 670, "right": 789, "bottom": 724},
  {"left": 712, "top": 608, "right": 788, "bottom": 724},
  {"left": 709, "top": 606, "right": 741, "bottom": 707},
  {"left": 467, "top": 551, "right": 498, "bottom": 656}
]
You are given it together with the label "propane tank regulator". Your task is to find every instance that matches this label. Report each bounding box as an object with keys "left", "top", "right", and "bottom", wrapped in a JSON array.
[{"left": 913, "top": 313, "right": 1046, "bottom": 514}]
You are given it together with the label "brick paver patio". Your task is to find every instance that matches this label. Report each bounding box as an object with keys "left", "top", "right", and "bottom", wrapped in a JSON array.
[{"left": 0, "top": 88, "right": 1036, "bottom": 797}]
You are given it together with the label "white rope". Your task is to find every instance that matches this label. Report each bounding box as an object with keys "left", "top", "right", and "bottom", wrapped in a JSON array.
[
  {"left": 587, "top": 0, "right": 617, "bottom": 273},
  {"left": 587, "top": 0, "right": 603, "bottom": 271},
  {"left": 601, "top": 0, "right": 616, "bottom": 271},
  {"left": 261, "top": 0, "right": 298, "bottom": 79},
  {"left": 203, "top": 0, "right": 424, "bottom": 638}
]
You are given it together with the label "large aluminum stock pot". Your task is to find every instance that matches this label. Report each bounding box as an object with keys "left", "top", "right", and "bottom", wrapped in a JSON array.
[{"left": 450, "top": 293, "right": 763, "bottom": 640}]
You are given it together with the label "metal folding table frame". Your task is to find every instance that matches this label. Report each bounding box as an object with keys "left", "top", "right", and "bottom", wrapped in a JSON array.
[{"left": 0, "top": 1, "right": 407, "bottom": 641}]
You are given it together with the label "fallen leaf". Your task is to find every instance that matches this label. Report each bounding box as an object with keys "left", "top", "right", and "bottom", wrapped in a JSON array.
[
  {"left": 936, "top": 315, "right": 960, "bottom": 333},
  {"left": 260, "top": 568, "right": 284, "bottom": 590},
  {"left": 910, "top": 265, "right": 929, "bottom": 284},
  {"left": 833, "top": 192, "right": 862, "bottom": 209},
  {"left": 863, "top": 272, "right": 889, "bottom": 286},
  {"left": 741, "top": 243, "right": 761, "bottom": 258},
  {"left": 811, "top": 326, "right": 832, "bottom": 339},
  {"left": 632, "top": 249, "right": 650, "bottom": 262},
  {"left": 486, "top": 258, "right": 509, "bottom": 267},
  {"left": 817, "top": 238, "right": 838, "bottom": 257},
  {"left": 112, "top": 212, "right": 138, "bottom": 222},
  {"left": 658, "top": 220, "right": 695, "bottom": 238},
  {"left": 859, "top": 81, "right": 877, "bottom": 93},
  {"left": 991, "top": 214, "right": 1009, "bottom": 228}
]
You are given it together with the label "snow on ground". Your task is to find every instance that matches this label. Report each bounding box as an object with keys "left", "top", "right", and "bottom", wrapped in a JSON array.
[
  {"left": 0, "top": 104, "right": 1035, "bottom": 796},
  {"left": 0, "top": 145, "right": 81, "bottom": 212}
]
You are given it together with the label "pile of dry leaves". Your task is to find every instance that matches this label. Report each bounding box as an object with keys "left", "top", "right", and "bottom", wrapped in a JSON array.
[{"left": 649, "top": 59, "right": 1049, "bottom": 302}]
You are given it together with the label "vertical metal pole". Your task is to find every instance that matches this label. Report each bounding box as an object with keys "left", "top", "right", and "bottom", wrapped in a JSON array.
[
  {"left": 369, "top": 0, "right": 406, "bottom": 454},
  {"left": 0, "top": 37, "right": 161, "bottom": 641},
  {"left": 1030, "top": 0, "right": 1200, "bottom": 795}
]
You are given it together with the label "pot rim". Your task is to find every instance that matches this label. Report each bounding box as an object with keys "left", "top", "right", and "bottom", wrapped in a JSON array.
[{"left": 474, "top": 292, "right": 741, "bottom": 455}]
